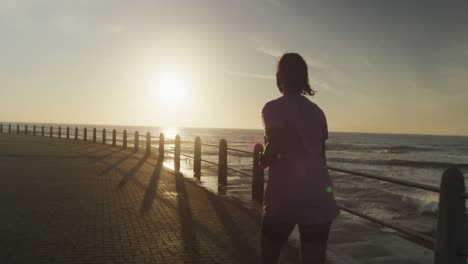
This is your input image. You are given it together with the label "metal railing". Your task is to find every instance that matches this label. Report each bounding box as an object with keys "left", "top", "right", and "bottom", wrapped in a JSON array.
[{"left": 1, "top": 122, "right": 466, "bottom": 263}]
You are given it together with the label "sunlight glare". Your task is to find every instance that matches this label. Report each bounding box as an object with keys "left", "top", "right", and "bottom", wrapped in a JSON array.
[
  {"left": 158, "top": 72, "right": 186, "bottom": 104},
  {"left": 162, "top": 127, "right": 180, "bottom": 140}
]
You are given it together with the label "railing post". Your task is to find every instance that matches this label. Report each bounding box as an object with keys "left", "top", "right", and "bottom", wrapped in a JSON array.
[
  {"left": 434, "top": 168, "right": 466, "bottom": 264},
  {"left": 17, "top": 124, "right": 20, "bottom": 134},
  {"left": 0, "top": 123, "right": 2, "bottom": 134},
  {"left": 33, "top": 125, "right": 36, "bottom": 136},
  {"left": 218, "top": 139, "right": 228, "bottom": 195},
  {"left": 66, "top": 127, "right": 70, "bottom": 139},
  {"left": 74, "top": 127, "right": 78, "bottom": 140},
  {"left": 83, "top": 128, "right": 87, "bottom": 141},
  {"left": 50, "top": 126, "right": 53, "bottom": 138},
  {"left": 159, "top": 133, "right": 165, "bottom": 160},
  {"left": 41, "top": 125, "right": 44, "bottom": 136},
  {"left": 113, "top": 129, "right": 117, "bottom": 147},
  {"left": 8, "top": 124, "right": 11, "bottom": 134},
  {"left": 146, "top": 132, "right": 151, "bottom": 156},
  {"left": 123, "top": 130, "right": 127, "bottom": 149},
  {"left": 134, "top": 131, "right": 139, "bottom": 152},
  {"left": 93, "top": 128, "right": 96, "bottom": 143},
  {"left": 25, "top": 125, "right": 28, "bottom": 135},
  {"left": 194, "top": 137, "right": 202, "bottom": 180},
  {"left": 58, "top": 126, "right": 62, "bottom": 138},
  {"left": 102, "top": 129, "right": 106, "bottom": 144},
  {"left": 252, "top": 143, "right": 265, "bottom": 203},
  {"left": 174, "top": 135, "right": 181, "bottom": 172}
]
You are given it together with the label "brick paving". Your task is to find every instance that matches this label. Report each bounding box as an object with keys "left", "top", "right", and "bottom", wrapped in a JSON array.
[{"left": 0, "top": 134, "right": 294, "bottom": 264}]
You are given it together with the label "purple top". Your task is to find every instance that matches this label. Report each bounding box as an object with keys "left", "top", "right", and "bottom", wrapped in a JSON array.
[{"left": 262, "top": 94, "right": 339, "bottom": 225}]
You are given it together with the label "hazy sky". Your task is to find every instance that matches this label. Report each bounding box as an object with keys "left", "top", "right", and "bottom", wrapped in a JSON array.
[{"left": 1, "top": 0, "right": 468, "bottom": 135}]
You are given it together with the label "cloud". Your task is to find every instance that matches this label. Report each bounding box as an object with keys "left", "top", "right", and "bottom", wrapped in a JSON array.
[
  {"left": 107, "top": 25, "right": 124, "bottom": 34},
  {"left": 310, "top": 79, "right": 332, "bottom": 92},
  {"left": 256, "top": 46, "right": 282, "bottom": 57},
  {"left": 224, "top": 70, "right": 274, "bottom": 80},
  {"left": 256, "top": 46, "right": 330, "bottom": 69},
  {"left": 264, "top": 0, "right": 282, "bottom": 8}
]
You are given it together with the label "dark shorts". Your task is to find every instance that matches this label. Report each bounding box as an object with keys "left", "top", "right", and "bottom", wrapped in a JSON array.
[{"left": 261, "top": 215, "right": 331, "bottom": 244}]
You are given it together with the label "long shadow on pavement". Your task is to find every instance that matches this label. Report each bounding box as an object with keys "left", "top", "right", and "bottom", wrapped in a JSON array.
[
  {"left": 89, "top": 148, "right": 123, "bottom": 164},
  {"left": 117, "top": 155, "right": 149, "bottom": 190},
  {"left": 174, "top": 172, "right": 200, "bottom": 262},
  {"left": 99, "top": 152, "right": 136, "bottom": 176},
  {"left": 205, "top": 191, "right": 260, "bottom": 263},
  {"left": 141, "top": 159, "right": 164, "bottom": 212}
]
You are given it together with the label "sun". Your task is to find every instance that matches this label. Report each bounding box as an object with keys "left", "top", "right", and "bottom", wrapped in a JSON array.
[
  {"left": 145, "top": 70, "right": 187, "bottom": 106},
  {"left": 157, "top": 72, "right": 186, "bottom": 104}
]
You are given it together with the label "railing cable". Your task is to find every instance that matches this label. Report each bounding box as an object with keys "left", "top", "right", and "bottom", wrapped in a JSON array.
[
  {"left": 338, "top": 204, "right": 435, "bottom": 247},
  {"left": 328, "top": 166, "right": 440, "bottom": 193}
]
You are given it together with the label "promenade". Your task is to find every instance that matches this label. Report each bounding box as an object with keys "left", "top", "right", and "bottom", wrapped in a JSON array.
[{"left": 0, "top": 134, "right": 435, "bottom": 263}]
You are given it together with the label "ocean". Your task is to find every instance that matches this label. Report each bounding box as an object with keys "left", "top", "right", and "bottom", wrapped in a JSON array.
[{"left": 15, "top": 123, "right": 468, "bottom": 236}]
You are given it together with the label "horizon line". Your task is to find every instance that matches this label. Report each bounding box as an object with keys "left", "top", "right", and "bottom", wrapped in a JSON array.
[{"left": 1, "top": 120, "right": 467, "bottom": 138}]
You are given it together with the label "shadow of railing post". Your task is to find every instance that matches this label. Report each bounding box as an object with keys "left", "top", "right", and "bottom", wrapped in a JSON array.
[
  {"left": 102, "top": 129, "right": 106, "bottom": 145},
  {"left": 218, "top": 139, "right": 228, "bottom": 195},
  {"left": 123, "top": 130, "right": 127, "bottom": 149},
  {"left": 175, "top": 135, "right": 181, "bottom": 172},
  {"left": 252, "top": 143, "right": 264, "bottom": 203},
  {"left": 113, "top": 129, "right": 117, "bottom": 147},
  {"left": 194, "top": 136, "right": 202, "bottom": 180},
  {"left": 134, "top": 131, "right": 139, "bottom": 152},
  {"left": 434, "top": 168, "right": 466, "bottom": 264},
  {"left": 158, "top": 133, "right": 164, "bottom": 159},
  {"left": 146, "top": 132, "right": 151, "bottom": 156}
]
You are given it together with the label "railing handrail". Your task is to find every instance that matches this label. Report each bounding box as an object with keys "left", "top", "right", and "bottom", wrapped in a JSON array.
[{"left": 226, "top": 147, "right": 252, "bottom": 155}]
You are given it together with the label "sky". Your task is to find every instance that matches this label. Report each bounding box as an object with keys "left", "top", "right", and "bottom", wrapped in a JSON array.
[{"left": 1, "top": 0, "right": 468, "bottom": 135}]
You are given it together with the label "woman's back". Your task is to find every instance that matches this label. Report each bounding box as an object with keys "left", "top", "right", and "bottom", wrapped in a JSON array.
[{"left": 262, "top": 94, "right": 338, "bottom": 225}]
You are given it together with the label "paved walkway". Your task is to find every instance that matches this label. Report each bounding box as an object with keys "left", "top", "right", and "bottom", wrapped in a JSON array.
[
  {"left": 0, "top": 134, "right": 434, "bottom": 264},
  {"left": 0, "top": 134, "right": 302, "bottom": 263}
]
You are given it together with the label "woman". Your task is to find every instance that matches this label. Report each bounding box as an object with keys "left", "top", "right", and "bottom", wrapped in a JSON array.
[{"left": 261, "top": 53, "right": 339, "bottom": 263}]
